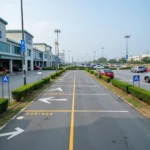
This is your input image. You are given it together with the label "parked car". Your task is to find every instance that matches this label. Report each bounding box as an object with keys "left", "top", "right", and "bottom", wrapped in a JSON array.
[
  {"left": 144, "top": 73, "right": 150, "bottom": 83},
  {"left": 0, "top": 67, "right": 9, "bottom": 74},
  {"left": 84, "top": 64, "right": 91, "bottom": 68},
  {"left": 130, "top": 66, "right": 146, "bottom": 73},
  {"left": 120, "top": 65, "right": 127, "bottom": 68},
  {"left": 13, "top": 66, "right": 22, "bottom": 72},
  {"left": 94, "top": 65, "right": 104, "bottom": 69},
  {"left": 99, "top": 69, "right": 114, "bottom": 79},
  {"left": 146, "top": 68, "right": 150, "bottom": 72},
  {"left": 34, "top": 66, "right": 41, "bottom": 70}
]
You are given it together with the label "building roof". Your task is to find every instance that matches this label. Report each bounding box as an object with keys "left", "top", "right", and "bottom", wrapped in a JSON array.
[
  {"left": 6, "top": 30, "right": 34, "bottom": 38},
  {"left": 0, "top": 18, "right": 8, "bottom": 25},
  {"left": 33, "top": 43, "right": 48, "bottom": 46}
]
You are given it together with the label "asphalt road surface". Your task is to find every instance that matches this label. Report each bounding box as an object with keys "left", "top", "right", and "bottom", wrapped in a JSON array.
[
  {"left": 0, "top": 70, "right": 150, "bottom": 150},
  {"left": 0, "top": 70, "right": 55, "bottom": 100},
  {"left": 114, "top": 70, "right": 150, "bottom": 91}
]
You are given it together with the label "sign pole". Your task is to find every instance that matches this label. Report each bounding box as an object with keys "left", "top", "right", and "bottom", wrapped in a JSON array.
[
  {"left": 8, "top": 76, "right": 11, "bottom": 102},
  {"left": 2, "top": 78, "right": 4, "bottom": 98}
]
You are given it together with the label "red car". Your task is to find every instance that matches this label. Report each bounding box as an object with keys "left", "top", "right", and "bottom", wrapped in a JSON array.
[
  {"left": 146, "top": 68, "right": 150, "bottom": 72},
  {"left": 99, "top": 69, "right": 114, "bottom": 79},
  {"left": 34, "top": 66, "right": 41, "bottom": 70},
  {"left": 0, "top": 67, "right": 9, "bottom": 73}
]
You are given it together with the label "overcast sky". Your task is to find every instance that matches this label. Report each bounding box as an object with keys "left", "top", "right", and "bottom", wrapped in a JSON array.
[{"left": 1, "top": 0, "right": 150, "bottom": 62}]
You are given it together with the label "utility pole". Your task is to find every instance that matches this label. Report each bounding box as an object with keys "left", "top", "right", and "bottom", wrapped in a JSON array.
[
  {"left": 94, "top": 51, "right": 96, "bottom": 64},
  {"left": 21, "top": 0, "right": 26, "bottom": 85},
  {"left": 124, "top": 35, "right": 130, "bottom": 65},
  {"left": 72, "top": 56, "right": 73, "bottom": 65},
  {"left": 101, "top": 47, "right": 104, "bottom": 58},
  {"left": 68, "top": 50, "right": 70, "bottom": 64}
]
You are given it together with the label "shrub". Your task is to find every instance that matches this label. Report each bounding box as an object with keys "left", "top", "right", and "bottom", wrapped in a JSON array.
[
  {"left": 43, "top": 67, "right": 56, "bottom": 70},
  {"left": 42, "top": 76, "right": 50, "bottom": 84},
  {"left": 67, "top": 66, "right": 85, "bottom": 70},
  {"left": 89, "top": 70, "right": 94, "bottom": 74},
  {"left": 111, "top": 79, "right": 132, "bottom": 93},
  {"left": 94, "top": 72, "right": 98, "bottom": 76},
  {"left": 85, "top": 68, "right": 89, "bottom": 72},
  {"left": 128, "top": 86, "right": 150, "bottom": 104},
  {"left": 0, "top": 98, "right": 8, "bottom": 114},
  {"left": 33, "top": 80, "right": 45, "bottom": 90},
  {"left": 50, "top": 73, "right": 57, "bottom": 79},
  {"left": 101, "top": 75, "right": 111, "bottom": 83},
  {"left": 12, "top": 84, "right": 35, "bottom": 101}
]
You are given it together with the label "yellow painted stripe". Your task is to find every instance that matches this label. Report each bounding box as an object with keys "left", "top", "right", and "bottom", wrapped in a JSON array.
[
  {"left": 69, "top": 74, "right": 75, "bottom": 150},
  {"left": 24, "top": 110, "right": 71, "bottom": 113}
]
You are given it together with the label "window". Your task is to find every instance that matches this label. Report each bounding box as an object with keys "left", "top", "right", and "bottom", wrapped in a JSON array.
[
  {"left": 12, "top": 45, "right": 21, "bottom": 55},
  {"left": 0, "top": 31, "right": 2, "bottom": 38},
  {"left": 45, "top": 54, "right": 47, "bottom": 59},
  {"left": 0, "top": 41, "right": 10, "bottom": 53},
  {"left": 33, "top": 51, "right": 36, "bottom": 58},
  {"left": 27, "top": 49, "right": 31, "bottom": 56}
]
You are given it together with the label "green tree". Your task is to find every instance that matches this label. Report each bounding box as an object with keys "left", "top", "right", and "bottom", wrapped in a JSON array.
[
  {"left": 108, "top": 59, "right": 117, "bottom": 64},
  {"left": 96, "top": 57, "right": 107, "bottom": 64},
  {"left": 141, "top": 57, "right": 150, "bottom": 64},
  {"left": 119, "top": 57, "right": 126, "bottom": 64}
]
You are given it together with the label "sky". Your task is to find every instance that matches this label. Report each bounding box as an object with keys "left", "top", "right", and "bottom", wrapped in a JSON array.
[{"left": 0, "top": 0, "right": 150, "bottom": 62}]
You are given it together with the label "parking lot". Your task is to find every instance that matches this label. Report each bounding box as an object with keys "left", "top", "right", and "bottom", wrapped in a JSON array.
[
  {"left": 114, "top": 70, "right": 150, "bottom": 91},
  {"left": 0, "top": 70, "right": 55, "bottom": 100}
]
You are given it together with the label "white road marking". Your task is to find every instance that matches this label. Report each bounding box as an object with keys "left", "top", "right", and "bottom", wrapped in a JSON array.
[
  {"left": 0, "top": 127, "right": 24, "bottom": 140},
  {"left": 38, "top": 97, "right": 67, "bottom": 104},
  {"left": 49, "top": 88, "right": 63, "bottom": 92},
  {"left": 16, "top": 116, "right": 24, "bottom": 120}
]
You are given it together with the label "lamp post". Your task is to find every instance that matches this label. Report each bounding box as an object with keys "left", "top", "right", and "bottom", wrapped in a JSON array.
[
  {"left": 124, "top": 35, "right": 130, "bottom": 65},
  {"left": 21, "top": 0, "right": 26, "bottom": 85},
  {"left": 94, "top": 51, "right": 96, "bottom": 64},
  {"left": 101, "top": 47, "right": 104, "bottom": 58}
]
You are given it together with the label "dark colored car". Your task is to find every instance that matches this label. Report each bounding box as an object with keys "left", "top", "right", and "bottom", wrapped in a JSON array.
[
  {"left": 34, "top": 66, "right": 41, "bottom": 70},
  {"left": 0, "top": 67, "right": 9, "bottom": 73},
  {"left": 99, "top": 69, "right": 114, "bottom": 79},
  {"left": 144, "top": 73, "right": 150, "bottom": 83},
  {"left": 13, "top": 66, "right": 22, "bottom": 72}
]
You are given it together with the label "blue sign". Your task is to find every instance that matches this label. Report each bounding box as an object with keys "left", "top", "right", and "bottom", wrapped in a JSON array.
[
  {"left": 126, "top": 55, "right": 128, "bottom": 60},
  {"left": 55, "top": 57, "right": 60, "bottom": 63},
  {"left": 2, "top": 76, "right": 9, "bottom": 83},
  {"left": 133, "top": 75, "right": 140, "bottom": 82},
  {"left": 20, "top": 40, "right": 25, "bottom": 52}
]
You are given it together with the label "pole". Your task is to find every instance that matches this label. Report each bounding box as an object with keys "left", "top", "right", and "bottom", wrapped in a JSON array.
[
  {"left": 94, "top": 51, "right": 95, "bottom": 63},
  {"left": 8, "top": 76, "right": 11, "bottom": 102},
  {"left": 21, "top": 0, "right": 26, "bottom": 85},
  {"left": 2, "top": 79, "right": 4, "bottom": 98}
]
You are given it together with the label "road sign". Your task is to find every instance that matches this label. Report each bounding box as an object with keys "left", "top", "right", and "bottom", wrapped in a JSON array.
[
  {"left": 55, "top": 57, "right": 60, "bottom": 63},
  {"left": 2, "top": 76, "right": 9, "bottom": 83},
  {"left": 126, "top": 55, "right": 128, "bottom": 60},
  {"left": 20, "top": 40, "right": 25, "bottom": 52},
  {"left": 133, "top": 75, "right": 140, "bottom": 82}
]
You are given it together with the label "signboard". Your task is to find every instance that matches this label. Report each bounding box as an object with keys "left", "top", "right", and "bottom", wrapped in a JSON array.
[
  {"left": 55, "top": 57, "right": 60, "bottom": 63},
  {"left": 2, "top": 76, "right": 9, "bottom": 83},
  {"left": 133, "top": 75, "right": 140, "bottom": 82},
  {"left": 126, "top": 55, "right": 128, "bottom": 60},
  {"left": 20, "top": 40, "right": 25, "bottom": 52}
]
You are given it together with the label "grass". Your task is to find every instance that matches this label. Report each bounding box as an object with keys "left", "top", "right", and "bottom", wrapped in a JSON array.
[
  {"left": 88, "top": 72, "right": 150, "bottom": 118},
  {"left": 0, "top": 81, "right": 55, "bottom": 127}
]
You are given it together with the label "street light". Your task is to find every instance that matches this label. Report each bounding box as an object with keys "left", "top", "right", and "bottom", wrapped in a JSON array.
[
  {"left": 124, "top": 35, "right": 130, "bottom": 63},
  {"left": 21, "top": 0, "right": 26, "bottom": 85},
  {"left": 94, "top": 51, "right": 96, "bottom": 63},
  {"left": 101, "top": 47, "right": 104, "bottom": 58},
  {"left": 85, "top": 53, "right": 88, "bottom": 63},
  {"left": 54, "top": 29, "right": 61, "bottom": 56}
]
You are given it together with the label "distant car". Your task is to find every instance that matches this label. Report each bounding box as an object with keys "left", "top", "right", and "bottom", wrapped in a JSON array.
[
  {"left": 99, "top": 69, "right": 114, "bottom": 79},
  {"left": 144, "top": 73, "right": 150, "bottom": 83},
  {"left": 34, "top": 66, "right": 41, "bottom": 70},
  {"left": 13, "top": 66, "right": 22, "bottom": 72},
  {"left": 84, "top": 64, "right": 91, "bottom": 68},
  {"left": 0, "top": 67, "right": 9, "bottom": 74},
  {"left": 120, "top": 65, "right": 127, "bottom": 68},
  {"left": 130, "top": 66, "right": 146, "bottom": 73},
  {"left": 146, "top": 68, "right": 150, "bottom": 72},
  {"left": 94, "top": 65, "right": 104, "bottom": 69}
]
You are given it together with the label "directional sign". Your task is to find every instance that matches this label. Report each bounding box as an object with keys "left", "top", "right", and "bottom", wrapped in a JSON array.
[
  {"left": 2, "top": 76, "right": 9, "bottom": 83},
  {"left": 49, "top": 88, "right": 63, "bottom": 92},
  {"left": 0, "top": 127, "right": 24, "bottom": 140},
  {"left": 38, "top": 97, "right": 67, "bottom": 104},
  {"left": 20, "top": 40, "right": 25, "bottom": 52},
  {"left": 55, "top": 57, "right": 60, "bottom": 63},
  {"left": 133, "top": 75, "right": 140, "bottom": 82},
  {"left": 126, "top": 55, "right": 128, "bottom": 60}
]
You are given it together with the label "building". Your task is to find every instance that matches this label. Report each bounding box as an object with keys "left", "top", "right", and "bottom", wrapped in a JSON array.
[
  {"left": 0, "top": 17, "right": 59, "bottom": 73},
  {"left": 128, "top": 54, "right": 150, "bottom": 62}
]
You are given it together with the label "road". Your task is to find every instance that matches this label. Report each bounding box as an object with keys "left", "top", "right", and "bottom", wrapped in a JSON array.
[
  {"left": 0, "top": 70, "right": 150, "bottom": 150},
  {"left": 0, "top": 70, "right": 55, "bottom": 100},
  {"left": 114, "top": 70, "right": 150, "bottom": 91}
]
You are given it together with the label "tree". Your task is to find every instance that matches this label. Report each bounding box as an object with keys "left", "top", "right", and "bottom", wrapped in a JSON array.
[
  {"left": 108, "top": 59, "right": 117, "bottom": 64},
  {"left": 119, "top": 57, "right": 126, "bottom": 64},
  {"left": 141, "top": 57, "right": 150, "bottom": 64},
  {"left": 96, "top": 57, "right": 107, "bottom": 64}
]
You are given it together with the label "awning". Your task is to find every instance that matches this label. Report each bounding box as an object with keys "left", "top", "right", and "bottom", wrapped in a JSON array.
[{"left": 0, "top": 54, "right": 22, "bottom": 60}]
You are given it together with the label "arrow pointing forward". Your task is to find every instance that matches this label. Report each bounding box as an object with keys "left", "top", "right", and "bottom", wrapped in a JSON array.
[
  {"left": 0, "top": 127, "right": 24, "bottom": 140},
  {"left": 49, "top": 88, "right": 63, "bottom": 92},
  {"left": 38, "top": 97, "right": 67, "bottom": 104}
]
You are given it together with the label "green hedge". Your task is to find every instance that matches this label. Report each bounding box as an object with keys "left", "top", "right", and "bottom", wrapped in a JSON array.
[
  {"left": 33, "top": 80, "right": 45, "bottom": 90},
  {"left": 94, "top": 72, "right": 98, "bottom": 76},
  {"left": 111, "top": 79, "right": 132, "bottom": 93},
  {"left": 89, "top": 70, "right": 94, "bottom": 74},
  {"left": 67, "top": 67, "right": 85, "bottom": 70},
  {"left": 0, "top": 98, "right": 8, "bottom": 114},
  {"left": 42, "top": 76, "right": 50, "bottom": 84},
  {"left": 43, "top": 67, "right": 56, "bottom": 70},
  {"left": 50, "top": 73, "right": 57, "bottom": 79},
  {"left": 12, "top": 84, "right": 35, "bottom": 101},
  {"left": 101, "top": 75, "right": 111, "bottom": 83},
  {"left": 128, "top": 86, "right": 150, "bottom": 104}
]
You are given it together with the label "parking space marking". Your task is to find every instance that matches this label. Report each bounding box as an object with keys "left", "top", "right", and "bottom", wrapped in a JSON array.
[{"left": 25, "top": 112, "right": 54, "bottom": 116}]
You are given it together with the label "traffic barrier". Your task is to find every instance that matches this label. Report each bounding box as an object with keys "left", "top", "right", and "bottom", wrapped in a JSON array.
[
  {"left": 128, "top": 86, "right": 150, "bottom": 104},
  {"left": 111, "top": 79, "right": 132, "bottom": 93},
  {"left": 0, "top": 98, "right": 8, "bottom": 114}
]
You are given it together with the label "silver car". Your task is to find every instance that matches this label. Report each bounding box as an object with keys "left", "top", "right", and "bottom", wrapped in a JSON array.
[{"left": 130, "top": 66, "right": 145, "bottom": 73}]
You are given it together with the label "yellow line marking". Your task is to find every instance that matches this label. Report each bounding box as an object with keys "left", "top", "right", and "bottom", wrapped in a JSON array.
[
  {"left": 69, "top": 74, "right": 75, "bottom": 150},
  {"left": 24, "top": 110, "right": 71, "bottom": 113}
]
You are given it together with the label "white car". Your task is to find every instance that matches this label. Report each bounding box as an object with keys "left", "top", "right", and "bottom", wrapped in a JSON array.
[{"left": 94, "top": 65, "right": 104, "bottom": 69}]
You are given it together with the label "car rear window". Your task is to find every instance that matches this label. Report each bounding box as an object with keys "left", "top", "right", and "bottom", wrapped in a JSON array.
[
  {"left": 139, "top": 67, "right": 144, "bottom": 68},
  {"left": 104, "top": 69, "right": 112, "bottom": 72}
]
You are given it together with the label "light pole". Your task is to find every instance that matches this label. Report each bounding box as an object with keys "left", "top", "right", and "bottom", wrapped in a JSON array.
[
  {"left": 101, "top": 47, "right": 104, "bottom": 58},
  {"left": 68, "top": 50, "right": 70, "bottom": 64},
  {"left": 86, "top": 53, "right": 88, "bottom": 63},
  {"left": 94, "top": 51, "right": 96, "bottom": 64},
  {"left": 21, "top": 0, "right": 26, "bottom": 85},
  {"left": 124, "top": 35, "right": 130, "bottom": 64}
]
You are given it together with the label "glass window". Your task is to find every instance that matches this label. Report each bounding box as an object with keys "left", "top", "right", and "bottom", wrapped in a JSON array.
[
  {"left": 33, "top": 51, "right": 36, "bottom": 58},
  {"left": 45, "top": 54, "right": 47, "bottom": 59},
  {"left": 27, "top": 49, "right": 31, "bottom": 56},
  {"left": 12, "top": 45, "right": 21, "bottom": 55},
  {"left": 0, "top": 41, "right": 10, "bottom": 53}
]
